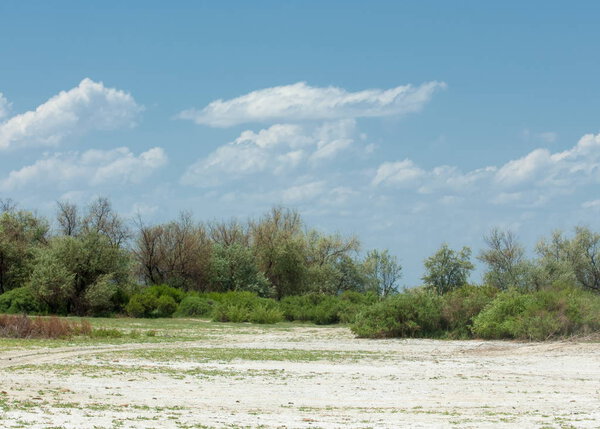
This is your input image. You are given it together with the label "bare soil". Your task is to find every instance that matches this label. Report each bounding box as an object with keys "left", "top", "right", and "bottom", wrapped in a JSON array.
[{"left": 1, "top": 324, "right": 599, "bottom": 428}]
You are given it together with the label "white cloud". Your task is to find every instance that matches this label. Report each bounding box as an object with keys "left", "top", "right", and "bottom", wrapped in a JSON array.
[
  {"left": 495, "top": 148, "right": 551, "bottom": 186},
  {"left": 0, "top": 78, "right": 143, "bottom": 150},
  {"left": 281, "top": 181, "right": 326, "bottom": 203},
  {"left": 0, "top": 93, "right": 11, "bottom": 119},
  {"left": 582, "top": 199, "right": 600, "bottom": 209},
  {"left": 181, "top": 120, "right": 357, "bottom": 187},
  {"left": 178, "top": 81, "right": 446, "bottom": 127},
  {"left": 538, "top": 132, "right": 558, "bottom": 143},
  {"left": 373, "top": 132, "right": 600, "bottom": 207},
  {"left": 0, "top": 147, "right": 167, "bottom": 191},
  {"left": 372, "top": 160, "right": 426, "bottom": 186}
]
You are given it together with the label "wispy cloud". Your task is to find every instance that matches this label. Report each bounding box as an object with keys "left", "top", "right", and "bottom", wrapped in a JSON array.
[
  {"left": 0, "top": 147, "right": 167, "bottom": 191},
  {"left": 181, "top": 119, "right": 357, "bottom": 187},
  {"left": 0, "top": 93, "right": 11, "bottom": 119},
  {"left": 0, "top": 78, "right": 143, "bottom": 150},
  {"left": 177, "top": 81, "right": 446, "bottom": 127},
  {"left": 372, "top": 133, "right": 600, "bottom": 206}
]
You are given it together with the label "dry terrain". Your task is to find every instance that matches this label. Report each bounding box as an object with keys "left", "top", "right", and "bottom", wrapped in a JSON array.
[{"left": 1, "top": 319, "right": 599, "bottom": 428}]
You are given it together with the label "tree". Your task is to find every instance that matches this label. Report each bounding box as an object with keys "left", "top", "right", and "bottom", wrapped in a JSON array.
[
  {"left": 28, "top": 232, "right": 131, "bottom": 315},
  {"left": 250, "top": 207, "right": 307, "bottom": 299},
  {"left": 568, "top": 226, "right": 600, "bottom": 292},
  {"left": 478, "top": 228, "right": 528, "bottom": 290},
  {"left": 422, "top": 244, "right": 474, "bottom": 294},
  {"left": 81, "top": 197, "right": 130, "bottom": 246},
  {"left": 362, "top": 249, "right": 402, "bottom": 297},
  {"left": 56, "top": 201, "right": 81, "bottom": 236},
  {"left": 304, "top": 230, "right": 360, "bottom": 294},
  {"left": 133, "top": 212, "right": 212, "bottom": 290},
  {"left": 0, "top": 210, "right": 49, "bottom": 294},
  {"left": 208, "top": 243, "right": 271, "bottom": 296}
]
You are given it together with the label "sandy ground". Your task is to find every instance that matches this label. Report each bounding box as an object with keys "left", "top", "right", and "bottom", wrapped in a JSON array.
[{"left": 1, "top": 325, "right": 600, "bottom": 428}]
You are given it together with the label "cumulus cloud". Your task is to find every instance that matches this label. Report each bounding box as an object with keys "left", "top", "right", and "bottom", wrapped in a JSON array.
[
  {"left": 372, "top": 133, "right": 600, "bottom": 206},
  {"left": 181, "top": 120, "right": 357, "bottom": 187},
  {"left": 0, "top": 78, "right": 143, "bottom": 150},
  {"left": 178, "top": 81, "right": 446, "bottom": 127},
  {"left": 0, "top": 147, "right": 167, "bottom": 191},
  {"left": 0, "top": 93, "right": 11, "bottom": 119}
]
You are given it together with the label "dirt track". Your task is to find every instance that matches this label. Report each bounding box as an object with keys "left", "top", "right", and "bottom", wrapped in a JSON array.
[{"left": 1, "top": 325, "right": 600, "bottom": 428}]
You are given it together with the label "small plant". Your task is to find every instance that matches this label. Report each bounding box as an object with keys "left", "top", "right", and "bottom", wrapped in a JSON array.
[{"left": 0, "top": 314, "right": 92, "bottom": 339}]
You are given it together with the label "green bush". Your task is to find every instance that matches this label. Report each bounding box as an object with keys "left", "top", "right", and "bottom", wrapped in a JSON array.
[
  {"left": 351, "top": 290, "right": 443, "bottom": 338},
  {"left": 175, "top": 295, "right": 215, "bottom": 317},
  {"left": 145, "top": 284, "right": 186, "bottom": 303},
  {"left": 156, "top": 295, "right": 178, "bottom": 317},
  {"left": 211, "top": 291, "right": 280, "bottom": 323},
  {"left": 0, "top": 287, "right": 45, "bottom": 314},
  {"left": 125, "top": 293, "right": 158, "bottom": 318},
  {"left": 472, "top": 286, "right": 600, "bottom": 340},
  {"left": 249, "top": 305, "right": 284, "bottom": 324},
  {"left": 441, "top": 285, "right": 498, "bottom": 338}
]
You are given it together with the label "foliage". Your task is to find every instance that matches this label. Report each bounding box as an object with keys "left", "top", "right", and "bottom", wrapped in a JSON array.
[
  {"left": 211, "top": 291, "right": 280, "bottom": 323},
  {"left": 0, "top": 210, "right": 48, "bottom": 294},
  {"left": 174, "top": 295, "right": 215, "bottom": 317},
  {"left": 208, "top": 243, "right": 272, "bottom": 296},
  {"left": 28, "top": 233, "right": 131, "bottom": 315},
  {"left": 478, "top": 228, "right": 529, "bottom": 290},
  {"left": 422, "top": 244, "right": 474, "bottom": 294},
  {"left": 471, "top": 286, "right": 600, "bottom": 340},
  {"left": 361, "top": 249, "right": 402, "bottom": 297},
  {"left": 351, "top": 290, "right": 443, "bottom": 338},
  {"left": 441, "top": 285, "right": 497, "bottom": 337},
  {"left": 0, "top": 286, "right": 45, "bottom": 314},
  {"left": 125, "top": 284, "right": 183, "bottom": 318}
]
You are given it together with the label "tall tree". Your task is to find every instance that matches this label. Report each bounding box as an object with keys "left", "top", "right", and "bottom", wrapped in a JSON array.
[{"left": 422, "top": 244, "right": 474, "bottom": 294}]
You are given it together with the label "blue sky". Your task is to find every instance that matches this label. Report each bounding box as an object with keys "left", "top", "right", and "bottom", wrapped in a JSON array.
[{"left": 1, "top": 1, "right": 599, "bottom": 285}]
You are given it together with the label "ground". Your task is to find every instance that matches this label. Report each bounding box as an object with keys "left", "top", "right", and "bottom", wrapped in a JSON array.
[{"left": 1, "top": 319, "right": 599, "bottom": 428}]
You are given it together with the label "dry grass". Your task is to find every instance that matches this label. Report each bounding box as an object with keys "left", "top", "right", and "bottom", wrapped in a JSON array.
[{"left": 0, "top": 314, "right": 92, "bottom": 339}]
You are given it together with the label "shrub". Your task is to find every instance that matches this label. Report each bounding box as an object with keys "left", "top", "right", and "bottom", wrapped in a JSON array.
[
  {"left": 145, "top": 284, "right": 186, "bottom": 303},
  {"left": 125, "top": 284, "right": 185, "bottom": 318},
  {"left": 211, "top": 291, "right": 279, "bottom": 323},
  {"left": 213, "top": 303, "right": 250, "bottom": 323},
  {"left": 249, "top": 305, "right": 284, "bottom": 324},
  {"left": 0, "top": 287, "right": 45, "bottom": 314},
  {"left": 441, "top": 285, "right": 497, "bottom": 338},
  {"left": 351, "top": 290, "right": 443, "bottom": 338},
  {"left": 0, "top": 314, "right": 91, "bottom": 339},
  {"left": 156, "top": 295, "right": 178, "bottom": 317},
  {"left": 175, "top": 295, "right": 215, "bottom": 317},
  {"left": 472, "top": 286, "right": 600, "bottom": 340},
  {"left": 125, "top": 293, "right": 158, "bottom": 318}
]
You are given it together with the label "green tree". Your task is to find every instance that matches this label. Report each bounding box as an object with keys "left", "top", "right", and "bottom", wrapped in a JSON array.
[
  {"left": 362, "top": 249, "right": 402, "bottom": 297},
  {"left": 250, "top": 207, "right": 307, "bottom": 299},
  {"left": 422, "top": 244, "right": 474, "bottom": 294},
  {"left": 0, "top": 210, "right": 49, "bottom": 294},
  {"left": 208, "top": 243, "right": 271, "bottom": 296},
  {"left": 478, "top": 228, "right": 529, "bottom": 290},
  {"left": 29, "top": 232, "right": 131, "bottom": 315}
]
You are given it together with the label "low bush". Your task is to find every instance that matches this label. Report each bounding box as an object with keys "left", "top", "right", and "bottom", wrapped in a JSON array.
[
  {"left": 279, "top": 292, "right": 375, "bottom": 325},
  {"left": 472, "top": 286, "right": 600, "bottom": 340},
  {"left": 211, "top": 291, "right": 280, "bottom": 324},
  {"left": 249, "top": 304, "right": 284, "bottom": 324},
  {"left": 174, "top": 295, "right": 215, "bottom": 317},
  {"left": 0, "top": 287, "right": 46, "bottom": 314},
  {"left": 441, "top": 285, "right": 498, "bottom": 338},
  {"left": 125, "top": 284, "right": 183, "bottom": 318},
  {"left": 0, "top": 314, "right": 92, "bottom": 339},
  {"left": 351, "top": 290, "right": 444, "bottom": 338}
]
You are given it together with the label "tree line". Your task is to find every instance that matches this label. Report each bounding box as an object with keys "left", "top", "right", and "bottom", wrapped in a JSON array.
[{"left": 1, "top": 196, "right": 599, "bottom": 321}]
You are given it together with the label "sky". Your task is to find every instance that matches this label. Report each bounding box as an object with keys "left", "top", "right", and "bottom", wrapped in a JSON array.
[{"left": 1, "top": 1, "right": 600, "bottom": 286}]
